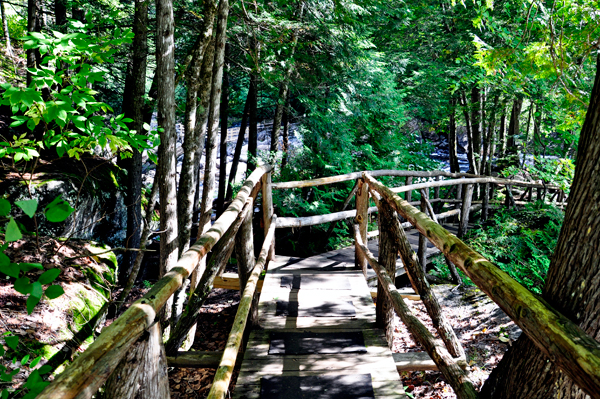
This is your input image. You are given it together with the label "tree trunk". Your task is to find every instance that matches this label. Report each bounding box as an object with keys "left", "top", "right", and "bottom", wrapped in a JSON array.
[
  {"left": 506, "top": 97, "right": 523, "bottom": 167},
  {"left": 117, "top": 0, "right": 148, "bottom": 286},
  {"left": 498, "top": 102, "right": 507, "bottom": 158},
  {"left": 460, "top": 91, "right": 477, "bottom": 175},
  {"left": 471, "top": 86, "right": 482, "bottom": 173},
  {"left": 216, "top": 45, "right": 230, "bottom": 217},
  {"left": 226, "top": 80, "right": 253, "bottom": 201},
  {"left": 156, "top": 0, "right": 179, "bottom": 332},
  {"left": 104, "top": 322, "right": 170, "bottom": 399},
  {"left": 1, "top": 0, "right": 11, "bottom": 54},
  {"left": 448, "top": 97, "right": 460, "bottom": 173},
  {"left": 27, "top": 0, "right": 42, "bottom": 85},
  {"left": 247, "top": 71, "right": 259, "bottom": 172},
  {"left": 521, "top": 102, "right": 533, "bottom": 167},
  {"left": 281, "top": 96, "right": 291, "bottom": 169},
  {"left": 377, "top": 201, "right": 400, "bottom": 346},
  {"left": 480, "top": 54, "right": 600, "bottom": 399},
  {"left": 269, "top": 3, "right": 304, "bottom": 154},
  {"left": 177, "top": 1, "right": 216, "bottom": 254}
]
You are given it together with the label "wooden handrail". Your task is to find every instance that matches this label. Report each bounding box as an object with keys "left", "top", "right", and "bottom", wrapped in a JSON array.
[
  {"left": 38, "top": 165, "right": 273, "bottom": 399},
  {"left": 390, "top": 176, "right": 559, "bottom": 193},
  {"left": 363, "top": 173, "right": 600, "bottom": 397},
  {"left": 207, "top": 214, "right": 278, "bottom": 399},
  {"left": 272, "top": 170, "right": 479, "bottom": 189}
]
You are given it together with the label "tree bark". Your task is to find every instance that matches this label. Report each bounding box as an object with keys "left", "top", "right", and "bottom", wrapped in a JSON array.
[
  {"left": 480, "top": 54, "right": 600, "bottom": 399},
  {"left": 1, "top": 0, "right": 11, "bottom": 54},
  {"left": 460, "top": 91, "right": 477, "bottom": 175},
  {"left": 376, "top": 201, "right": 400, "bottom": 346},
  {"left": 117, "top": 0, "right": 148, "bottom": 286},
  {"left": 457, "top": 184, "right": 473, "bottom": 238},
  {"left": 269, "top": 3, "right": 304, "bottom": 154},
  {"left": 178, "top": 1, "right": 216, "bottom": 254},
  {"left": 506, "top": 97, "right": 523, "bottom": 167},
  {"left": 449, "top": 97, "right": 460, "bottom": 173},
  {"left": 247, "top": 71, "right": 259, "bottom": 172},
  {"left": 418, "top": 188, "right": 428, "bottom": 272},
  {"left": 156, "top": 0, "right": 179, "bottom": 332},
  {"left": 103, "top": 322, "right": 170, "bottom": 399},
  {"left": 226, "top": 80, "right": 253, "bottom": 201},
  {"left": 27, "top": 0, "right": 42, "bottom": 85},
  {"left": 355, "top": 179, "right": 369, "bottom": 275},
  {"left": 281, "top": 96, "right": 291, "bottom": 169},
  {"left": 471, "top": 86, "right": 482, "bottom": 173},
  {"left": 216, "top": 45, "right": 230, "bottom": 217}
]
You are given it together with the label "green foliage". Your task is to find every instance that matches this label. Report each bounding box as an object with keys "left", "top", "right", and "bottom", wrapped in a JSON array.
[
  {"left": 464, "top": 202, "right": 564, "bottom": 294},
  {"left": 0, "top": 16, "right": 158, "bottom": 162},
  {"left": 0, "top": 197, "right": 69, "bottom": 398}
]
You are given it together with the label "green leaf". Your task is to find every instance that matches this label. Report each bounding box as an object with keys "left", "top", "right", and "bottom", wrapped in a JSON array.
[
  {"left": 2, "top": 388, "right": 9, "bottom": 399},
  {"left": 15, "top": 200, "right": 38, "bottom": 218},
  {"left": 19, "top": 263, "right": 43, "bottom": 272},
  {"left": 29, "top": 356, "right": 42, "bottom": 368},
  {"left": 0, "top": 345, "right": 4, "bottom": 357},
  {"left": 44, "top": 197, "right": 74, "bottom": 222},
  {"left": 5, "top": 217, "right": 22, "bottom": 242},
  {"left": 30, "top": 281, "right": 43, "bottom": 298},
  {"left": 14, "top": 277, "right": 32, "bottom": 295},
  {"left": 5, "top": 336, "right": 18, "bottom": 350},
  {"left": 0, "top": 252, "right": 9, "bottom": 267},
  {"left": 44, "top": 284, "right": 64, "bottom": 299},
  {"left": 38, "top": 365, "right": 52, "bottom": 375},
  {"left": 0, "top": 263, "right": 20, "bottom": 278},
  {"left": 26, "top": 295, "right": 40, "bottom": 314},
  {"left": 0, "top": 198, "right": 10, "bottom": 217},
  {"left": 21, "top": 354, "right": 30, "bottom": 365},
  {"left": 38, "top": 268, "right": 60, "bottom": 285}
]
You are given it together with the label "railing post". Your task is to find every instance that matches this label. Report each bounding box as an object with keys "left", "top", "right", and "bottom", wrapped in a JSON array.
[
  {"left": 405, "top": 176, "right": 413, "bottom": 202},
  {"left": 418, "top": 188, "right": 428, "bottom": 272},
  {"left": 355, "top": 178, "right": 369, "bottom": 276},
  {"left": 458, "top": 184, "right": 474, "bottom": 238},
  {"left": 376, "top": 200, "right": 400, "bottom": 347},
  {"left": 235, "top": 198, "right": 258, "bottom": 326},
  {"left": 262, "top": 170, "right": 275, "bottom": 261}
]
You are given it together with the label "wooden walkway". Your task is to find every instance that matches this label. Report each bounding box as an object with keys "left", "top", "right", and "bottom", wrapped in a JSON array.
[{"left": 232, "top": 226, "right": 458, "bottom": 398}]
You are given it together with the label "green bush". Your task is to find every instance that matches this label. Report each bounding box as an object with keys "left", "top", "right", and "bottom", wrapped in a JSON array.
[{"left": 461, "top": 202, "right": 563, "bottom": 294}]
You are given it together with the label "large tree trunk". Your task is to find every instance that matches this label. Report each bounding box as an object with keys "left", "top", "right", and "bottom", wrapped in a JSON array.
[
  {"left": 448, "top": 97, "right": 460, "bottom": 173},
  {"left": 117, "top": 0, "right": 148, "bottom": 286},
  {"left": 156, "top": 0, "right": 179, "bottom": 331},
  {"left": 480, "top": 54, "right": 600, "bottom": 399},
  {"left": 104, "top": 322, "right": 170, "bottom": 399},
  {"left": 177, "top": 1, "right": 216, "bottom": 255}
]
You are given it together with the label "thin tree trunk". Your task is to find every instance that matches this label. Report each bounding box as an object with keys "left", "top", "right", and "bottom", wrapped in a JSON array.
[
  {"left": 471, "top": 86, "right": 482, "bottom": 173},
  {"left": 247, "top": 72, "right": 258, "bottom": 172},
  {"left": 506, "top": 97, "right": 523, "bottom": 167},
  {"left": 269, "top": 3, "right": 304, "bottom": 153},
  {"left": 27, "top": 0, "right": 42, "bottom": 85},
  {"left": 156, "top": 0, "right": 179, "bottom": 332},
  {"left": 460, "top": 91, "right": 477, "bottom": 175},
  {"left": 498, "top": 102, "right": 507, "bottom": 158},
  {"left": 226, "top": 81, "right": 253, "bottom": 201},
  {"left": 117, "top": 0, "right": 148, "bottom": 286},
  {"left": 281, "top": 96, "right": 291, "bottom": 169},
  {"left": 216, "top": 45, "right": 230, "bottom": 217},
  {"left": 448, "top": 97, "right": 460, "bottom": 173},
  {"left": 1, "top": 0, "right": 12, "bottom": 54},
  {"left": 521, "top": 103, "right": 533, "bottom": 167},
  {"left": 178, "top": 1, "right": 216, "bottom": 255},
  {"left": 481, "top": 54, "right": 600, "bottom": 399}
]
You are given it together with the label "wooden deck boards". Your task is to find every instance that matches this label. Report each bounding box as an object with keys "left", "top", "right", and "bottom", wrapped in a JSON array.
[{"left": 233, "top": 250, "right": 409, "bottom": 398}]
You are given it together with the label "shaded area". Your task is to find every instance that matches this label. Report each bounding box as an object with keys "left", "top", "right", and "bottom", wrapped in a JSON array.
[
  {"left": 280, "top": 275, "right": 351, "bottom": 290},
  {"left": 275, "top": 300, "right": 356, "bottom": 317},
  {"left": 268, "top": 332, "right": 367, "bottom": 355},
  {"left": 260, "top": 374, "right": 375, "bottom": 399}
]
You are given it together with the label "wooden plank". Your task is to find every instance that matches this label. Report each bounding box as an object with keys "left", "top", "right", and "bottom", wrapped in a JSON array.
[
  {"left": 166, "top": 351, "right": 223, "bottom": 368},
  {"left": 213, "top": 273, "right": 264, "bottom": 291}
]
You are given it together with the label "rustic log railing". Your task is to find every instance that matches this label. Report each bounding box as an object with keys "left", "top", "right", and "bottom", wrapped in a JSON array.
[
  {"left": 38, "top": 165, "right": 274, "bottom": 399},
  {"left": 362, "top": 173, "right": 600, "bottom": 397},
  {"left": 39, "top": 167, "right": 573, "bottom": 399}
]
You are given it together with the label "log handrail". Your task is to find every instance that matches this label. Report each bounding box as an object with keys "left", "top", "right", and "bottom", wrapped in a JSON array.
[
  {"left": 38, "top": 165, "right": 273, "bottom": 399},
  {"left": 363, "top": 173, "right": 600, "bottom": 397},
  {"left": 207, "top": 214, "right": 278, "bottom": 399}
]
